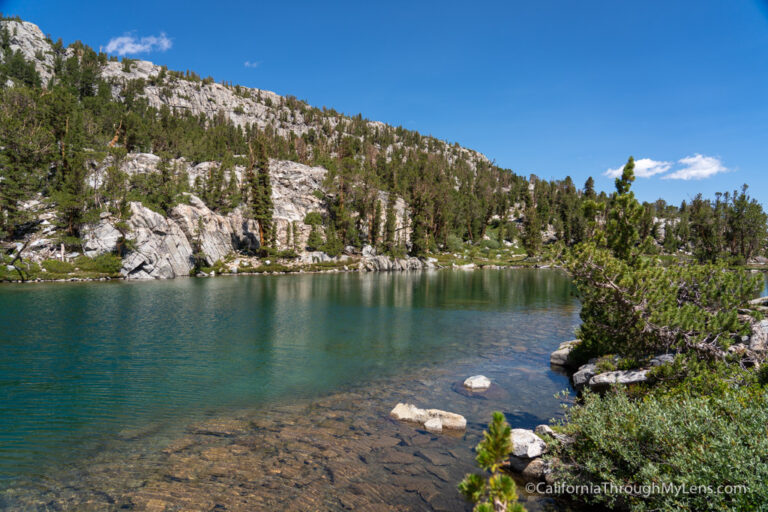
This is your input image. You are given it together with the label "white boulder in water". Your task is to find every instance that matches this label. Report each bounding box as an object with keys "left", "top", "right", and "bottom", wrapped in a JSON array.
[
  {"left": 463, "top": 375, "right": 491, "bottom": 391},
  {"left": 389, "top": 403, "right": 466, "bottom": 431}
]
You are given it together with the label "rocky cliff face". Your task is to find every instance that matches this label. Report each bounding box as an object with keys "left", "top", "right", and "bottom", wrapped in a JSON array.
[
  {"left": 119, "top": 202, "right": 195, "bottom": 279},
  {"left": 72, "top": 153, "right": 409, "bottom": 279},
  {"left": 0, "top": 20, "right": 57, "bottom": 84},
  {"left": 84, "top": 197, "right": 259, "bottom": 279}
]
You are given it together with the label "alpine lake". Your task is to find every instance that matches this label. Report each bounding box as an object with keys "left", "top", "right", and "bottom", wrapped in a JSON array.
[{"left": 0, "top": 269, "right": 580, "bottom": 511}]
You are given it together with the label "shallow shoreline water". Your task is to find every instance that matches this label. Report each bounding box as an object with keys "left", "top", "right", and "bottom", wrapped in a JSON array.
[{"left": 0, "top": 269, "right": 579, "bottom": 510}]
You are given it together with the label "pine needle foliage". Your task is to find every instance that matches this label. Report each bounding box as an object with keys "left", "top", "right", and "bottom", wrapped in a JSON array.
[
  {"left": 459, "top": 412, "right": 526, "bottom": 512},
  {"left": 566, "top": 243, "right": 762, "bottom": 362}
]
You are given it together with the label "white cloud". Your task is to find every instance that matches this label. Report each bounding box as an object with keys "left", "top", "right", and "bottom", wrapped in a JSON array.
[
  {"left": 244, "top": 60, "right": 260, "bottom": 68},
  {"left": 104, "top": 32, "right": 172, "bottom": 56},
  {"left": 604, "top": 158, "right": 672, "bottom": 178},
  {"left": 662, "top": 154, "right": 730, "bottom": 180}
]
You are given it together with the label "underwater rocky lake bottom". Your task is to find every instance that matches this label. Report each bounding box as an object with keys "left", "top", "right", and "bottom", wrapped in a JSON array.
[{"left": 0, "top": 269, "right": 580, "bottom": 510}]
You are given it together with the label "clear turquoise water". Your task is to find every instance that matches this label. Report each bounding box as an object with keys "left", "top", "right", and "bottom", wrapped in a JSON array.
[{"left": 0, "top": 269, "right": 578, "bottom": 489}]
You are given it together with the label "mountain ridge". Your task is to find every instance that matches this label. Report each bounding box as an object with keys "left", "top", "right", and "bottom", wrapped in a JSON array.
[{"left": 0, "top": 18, "right": 491, "bottom": 170}]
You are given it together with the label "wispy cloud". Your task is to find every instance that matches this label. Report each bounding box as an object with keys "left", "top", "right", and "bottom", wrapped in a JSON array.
[
  {"left": 604, "top": 154, "right": 730, "bottom": 180},
  {"left": 244, "top": 60, "right": 260, "bottom": 68},
  {"left": 104, "top": 32, "right": 172, "bottom": 56},
  {"left": 662, "top": 154, "right": 730, "bottom": 180},
  {"left": 604, "top": 158, "right": 672, "bottom": 178}
]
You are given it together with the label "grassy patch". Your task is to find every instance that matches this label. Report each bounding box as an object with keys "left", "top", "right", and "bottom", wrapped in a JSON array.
[{"left": 1, "top": 255, "right": 122, "bottom": 282}]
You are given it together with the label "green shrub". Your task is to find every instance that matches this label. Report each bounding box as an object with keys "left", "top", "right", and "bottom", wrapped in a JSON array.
[
  {"left": 617, "top": 356, "right": 640, "bottom": 371},
  {"left": 199, "top": 259, "right": 229, "bottom": 275},
  {"left": 255, "top": 263, "right": 291, "bottom": 273},
  {"left": 42, "top": 259, "right": 74, "bottom": 273},
  {"left": 73, "top": 254, "right": 122, "bottom": 274},
  {"left": 594, "top": 356, "right": 617, "bottom": 373},
  {"left": 446, "top": 234, "right": 464, "bottom": 253},
  {"left": 479, "top": 238, "right": 500, "bottom": 250},
  {"left": 758, "top": 364, "right": 768, "bottom": 386},
  {"left": 552, "top": 384, "right": 768, "bottom": 511},
  {"left": 276, "top": 249, "right": 298, "bottom": 259}
]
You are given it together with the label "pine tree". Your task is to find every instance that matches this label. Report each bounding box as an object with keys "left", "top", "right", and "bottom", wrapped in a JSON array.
[
  {"left": 459, "top": 412, "right": 526, "bottom": 512},
  {"left": 726, "top": 185, "right": 767, "bottom": 262},
  {"left": 521, "top": 187, "right": 541, "bottom": 257},
  {"left": 52, "top": 104, "right": 89, "bottom": 242},
  {"left": 248, "top": 138, "right": 273, "bottom": 247},
  {"left": 566, "top": 241, "right": 762, "bottom": 360},
  {"left": 410, "top": 208, "right": 429, "bottom": 256},
  {"left": 0, "top": 87, "right": 54, "bottom": 238},
  {"left": 292, "top": 220, "right": 299, "bottom": 251},
  {"left": 583, "top": 176, "right": 596, "bottom": 199},
  {"left": 156, "top": 156, "right": 176, "bottom": 213},
  {"left": 322, "top": 223, "right": 343, "bottom": 256},
  {"left": 605, "top": 156, "right": 642, "bottom": 260},
  {"left": 384, "top": 199, "right": 396, "bottom": 254},
  {"left": 371, "top": 199, "right": 382, "bottom": 246},
  {"left": 191, "top": 217, "right": 207, "bottom": 272},
  {"left": 285, "top": 222, "right": 292, "bottom": 248},
  {"left": 304, "top": 212, "right": 324, "bottom": 251},
  {"left": 225, "top": 168, "right": 240, "bottom": 212}
]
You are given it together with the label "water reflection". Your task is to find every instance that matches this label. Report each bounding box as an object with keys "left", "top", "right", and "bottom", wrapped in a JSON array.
[{"left": 0, "top": 269, "right": 578, "bottom": 492}]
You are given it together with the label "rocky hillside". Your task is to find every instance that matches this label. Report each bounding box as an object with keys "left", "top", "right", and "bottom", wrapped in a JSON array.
[
  {"left": 9, "top": 16, "right": 746, "bottom": 279},
  {"left": 1, "top": 19, "right": 489, "bottom": 169},
  {"left": 13, "top": 153, "right": 412, "bottom": 279},
  {"left": 1, "top": 18, "right": 469, "bottom": 278}
]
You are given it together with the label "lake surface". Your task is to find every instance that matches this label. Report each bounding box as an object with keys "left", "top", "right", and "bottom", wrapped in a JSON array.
[{"left": 0, "top": 269, "right": 580, "bottom": 510}]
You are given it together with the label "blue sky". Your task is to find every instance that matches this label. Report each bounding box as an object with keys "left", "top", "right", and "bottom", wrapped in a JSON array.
[{"left": 3, "top": 0, "right": 768, "bottom": 205}]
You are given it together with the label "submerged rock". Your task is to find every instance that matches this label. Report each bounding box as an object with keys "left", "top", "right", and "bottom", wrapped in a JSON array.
[
  {"left": 463, "top": 375, "right": 491, "bottom": 391},
  {"left": 389, "top": 403, "right": 466, "bottom": 431},
  {"left": 425, "top": 408, "right": 467, "bottom": 430},
  {"left": 423, "top": 418, "right": 443, "bottom": 434},
  {"left": 451, "top": 381, "right": 509, "bottom": 400},
  {"left": 390, "top": 403, "right": 428, "bottom": 424}
]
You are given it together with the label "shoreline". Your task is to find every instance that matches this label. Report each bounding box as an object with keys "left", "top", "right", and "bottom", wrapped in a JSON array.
[{"left": 1, "top": 259, "right": 563, "bottom": 285}]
